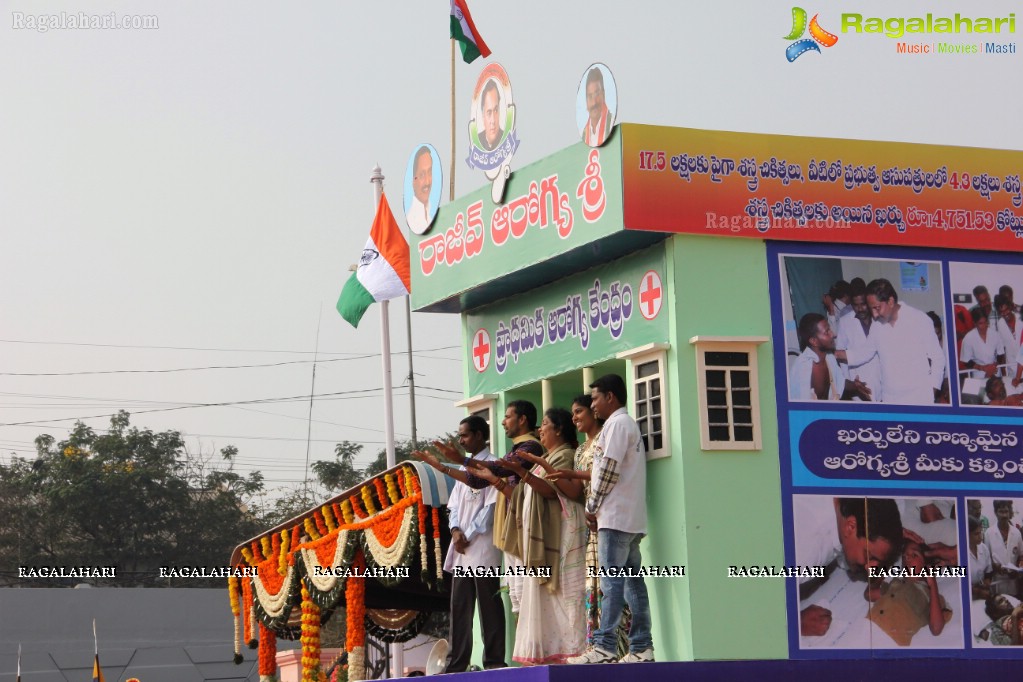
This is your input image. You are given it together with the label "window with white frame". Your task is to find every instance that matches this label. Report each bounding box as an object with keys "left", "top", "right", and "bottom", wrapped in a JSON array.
[
  {"left": 690, "top": 337, "right": 768, "bottom": 451},
  {"left": 616, "top": 343, "right": 671, "bottom": 460}
]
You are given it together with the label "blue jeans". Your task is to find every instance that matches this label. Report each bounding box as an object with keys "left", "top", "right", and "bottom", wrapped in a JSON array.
[{"left": 593, "top": 528, "right": 653, "bottom": 653}]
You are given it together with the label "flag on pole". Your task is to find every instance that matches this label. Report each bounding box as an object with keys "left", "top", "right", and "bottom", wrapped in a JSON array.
[
  {"left": 92, "top": 654, "right": 105, "bottom": 682},
  {"left": 450, "top": 0, "right": 491, "bottom": 63},
  {"left": 336, "top": 194, "right": 411, "bottom": 328},
  {"left": 16, "top": 643, "right": 21, "bottom": 682}
]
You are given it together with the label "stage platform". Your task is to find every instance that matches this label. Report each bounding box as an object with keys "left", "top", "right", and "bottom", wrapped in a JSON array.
[{"left": 406, "top": 658, "right": 1023, "bottom": 681}]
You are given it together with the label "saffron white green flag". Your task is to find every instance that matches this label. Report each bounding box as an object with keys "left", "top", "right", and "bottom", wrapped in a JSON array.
[
  {"left": 450, "top": 0, "right": 491, "bottom": 64},
  {"left": 336, "top": 195, "right": 411, "bottom": 328}
]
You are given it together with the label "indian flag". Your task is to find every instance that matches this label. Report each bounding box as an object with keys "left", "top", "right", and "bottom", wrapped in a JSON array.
[
  {"left": 336, "top": 195, "right": 411, "bottom": 328},
  {"left": 450, "top": 0, "right": 491, "bottom": 64}
]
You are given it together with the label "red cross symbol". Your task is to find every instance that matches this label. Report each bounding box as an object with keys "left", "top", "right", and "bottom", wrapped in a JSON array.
[
  {"left": 471, "top": 329, "right": 491, "bottom": 373},
  {"left": 638, "top": 270, "right": 663, "bottom": 320}
]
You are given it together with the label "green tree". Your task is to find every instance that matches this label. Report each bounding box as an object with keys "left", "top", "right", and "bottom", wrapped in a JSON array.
[{"left": 0, "top": 411, "right": 264, "bottom": 587}]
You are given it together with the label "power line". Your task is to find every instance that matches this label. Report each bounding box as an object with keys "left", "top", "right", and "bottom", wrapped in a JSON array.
[
  {"left": 0, "top": 349, "right": 461, "bottom": 376},
  {"left": 0, "top": 338, "right": 457, "bottom": 356}
]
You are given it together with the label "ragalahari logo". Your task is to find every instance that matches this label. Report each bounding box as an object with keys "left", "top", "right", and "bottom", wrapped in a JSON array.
[{"left": 784, "top": 7, "right": 839, "bottom": 61}]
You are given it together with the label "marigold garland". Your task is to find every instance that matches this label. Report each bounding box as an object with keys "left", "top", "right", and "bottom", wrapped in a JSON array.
[
  {"left": 314, "top": 510, "right": 329, "bottom": 536},
  {"left": 229, "top": 574, "right": 242, "bottom": 663},
  {"left": 341, "top": 499, "right": 354, "bottom": 524},
  {"left": 279, "top": 529, "right": 291, "bottom": 576},
  {"left": 345, "top": 553, "right": 367, "bottom": 681},
  {"left": 258, "top": 621, "right": 277, "bottom": 678},
  {"left": 373, "top": 478, "right": 389, "bottom": 509},
  {"left": 232, "top": 463, "right": 441, "bottom": 650},
  {"left": 322, "top": 504, "right": 337, "bottom": 532},
  {"left": 385, "top": 473, "right": 400, "bottom": 504},
  {"left": 261, "top": 536, "right": 273, "bottom": 560},
  {"left": 361, "top": 486, "right": 377, "bottom": 515},
  {"left": 432, "top": 507, "right": 444, "bottom": 580},
  {"left": 300, "top": 584, "right": 321, "bottom": 682}
]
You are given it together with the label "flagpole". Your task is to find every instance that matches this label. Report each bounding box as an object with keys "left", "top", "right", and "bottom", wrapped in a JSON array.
[
  {"left": 450, "top": 38, "right": 456, "bottom": 202},
  {"left": 93, "top": 619, "right": 98, "bottom": 656},
  {"left": 370, "top": 164, "right": 403, "bottom": 679},
  {"left": 16, "top": 643, "right": 21, "bottom": 682}
]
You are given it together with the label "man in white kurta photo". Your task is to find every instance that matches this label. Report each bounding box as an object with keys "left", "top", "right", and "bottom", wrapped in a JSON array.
[{"left": 837, "top": 278, "right": 945, "bottom": 405}]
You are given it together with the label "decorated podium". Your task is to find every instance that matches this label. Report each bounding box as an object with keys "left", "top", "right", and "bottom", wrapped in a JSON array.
[{"left": 228, "top": 462, "right": 456, "bottom": 682}]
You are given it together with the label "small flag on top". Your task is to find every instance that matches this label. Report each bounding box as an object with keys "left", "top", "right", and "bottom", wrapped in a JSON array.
[
  {"left": 450, "top": 0, "right": 491, "bottom": 64},
  {"left": 336, "top": 194, "right": 411, "bottom": 328},
  {"left": 92, "top": 654, "right": 105, "bottom": 682}
]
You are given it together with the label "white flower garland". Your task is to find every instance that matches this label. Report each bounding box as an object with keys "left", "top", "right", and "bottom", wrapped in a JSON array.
[
  {"left": 252, "top": 563, "right": 295, "bottom": 618},
  {"left": 300, "top": 530, "right": 350, "bottom": 592},
  {"left": 363, "top": 506, "right": 415, "bottom": 568},
  {"left": 348, "top": 645, "right": 366, "bottom": 682}
]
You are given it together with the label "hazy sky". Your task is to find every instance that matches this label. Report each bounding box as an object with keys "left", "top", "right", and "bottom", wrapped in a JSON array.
[{"left": 1, "top": 1, "right": 1020, "bottom": 495}]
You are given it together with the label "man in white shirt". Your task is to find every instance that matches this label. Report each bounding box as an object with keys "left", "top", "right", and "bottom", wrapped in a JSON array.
[
  {"left": 985, "top": 500, "right": 1023, "bottom": 570},
  {"left": 414, "top": 416, "right": 506, "bottom": 671},
  {"left": 790, "top": 313, "right": 871, "bottom": 401},
  {"left": 837, "top": 278, "right": 945, "bottom": 404},
  {"left": 995, "top": 294, "right": 1022, "bottom": 374},
  {"left": 569, "top": 374, "right": 653, "bottom": 664},
  {"left": 959, "top": 308, "right": 1005, "bottom": 379},
  {"left": 406, "top": 146, "right": 434, "bottom": 234},
  {"left": 837, "top": 287, "right": 882, "bottom": 399}
]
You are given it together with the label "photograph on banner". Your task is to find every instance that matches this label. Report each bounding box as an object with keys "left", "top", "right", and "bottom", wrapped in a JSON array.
[
  {"left": 778, "top": 254, "right": 948, "bottom": 405},
  {"left": 794, "top": 494, "right": 963, "bottom": 650},
  {"left": 967, "top": 496, "right": 1023, "bottom": 646},
  {"left": 466, "top": 63, "right": 518, "bottom": 180},
  {"left": 576, "top": 63, "right": 617, "bottom": 148},
  {"left": 948, "top": 262, "right": 1023, "bottom": 407},
  {"left": 404, "top": 143, "right": 442, "bottom": 235}
]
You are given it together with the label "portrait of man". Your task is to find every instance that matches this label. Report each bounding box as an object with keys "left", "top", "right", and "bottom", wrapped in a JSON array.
[
  {"left": 405, "top": 145, "right": 437, "bottom": 234},
  {"left": 582, "top": 67, "right": 612, "bottom": 146},
  {"left": 479, "top": 79, "right": 504, "bottom": 151}
]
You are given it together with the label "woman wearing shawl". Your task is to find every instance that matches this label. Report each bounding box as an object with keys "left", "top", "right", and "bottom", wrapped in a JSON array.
[{"left": 472, "top": 407, "right": 587, "bottom": 664}]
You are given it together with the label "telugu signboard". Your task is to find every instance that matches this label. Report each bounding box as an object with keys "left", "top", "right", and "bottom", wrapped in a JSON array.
[
  {"left": 411, "top": 139, "right": 625, "bottom": 311},
  {"left": 622, "top": 124, "right": 1023, "bottom": 251},
  {"left": 464, "top": 246, "right": 668, "bottom": 395}
]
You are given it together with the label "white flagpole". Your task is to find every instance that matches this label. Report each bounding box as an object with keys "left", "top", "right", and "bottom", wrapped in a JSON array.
[
  {"left": 370, "top": 163, "right": 402, "bottom": 679},
  {"left": 17, "top": 643, "right": 21, "bottom": 682},
  {"left": 93, "top": 619, "right": 98, "bottom": 655}
]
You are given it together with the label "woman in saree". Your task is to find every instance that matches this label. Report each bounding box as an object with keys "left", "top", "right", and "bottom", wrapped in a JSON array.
[
  {"left": 472, "top": 407, "right": 587, "bottom": 664},
  {"left": 518, "top": 395, "right": 630, "bottom": 655}
]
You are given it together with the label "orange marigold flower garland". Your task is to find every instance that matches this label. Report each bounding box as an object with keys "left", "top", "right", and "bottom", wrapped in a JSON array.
[
  {"left": 410, "top": 475, "right": 429, "bottom": 578},
  {"left": 373, "top": 478, "right": 389, "bottom": 509},
  {"left": 252, "top": 540, "right": 265, "bottom": 563},
  {"left": 241, "top": 575, "right": 258, "bottom": 648},
  {"left": 314, "top": 510, "right": 329, "bottom": 537},
  {"left": 228, "top": 574, "right": 243, "bottom": 664},
  {"left": 396, "top": 469, "right": 408, "bottom": 497},
  {"left": 432, "top": 507, "right": 443, "bottom": 580},
  {"left": 351, "top": 495, "right": 366, "bottom": 519},
  {"left": 345, "top": 553, "right": 367, "bottom": 681},
  {"left": 300, "top": 584, "right": 321, "bottom": 682},
  {"left": 258, "top": 621, "right": 277, "bottom": 681}
]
